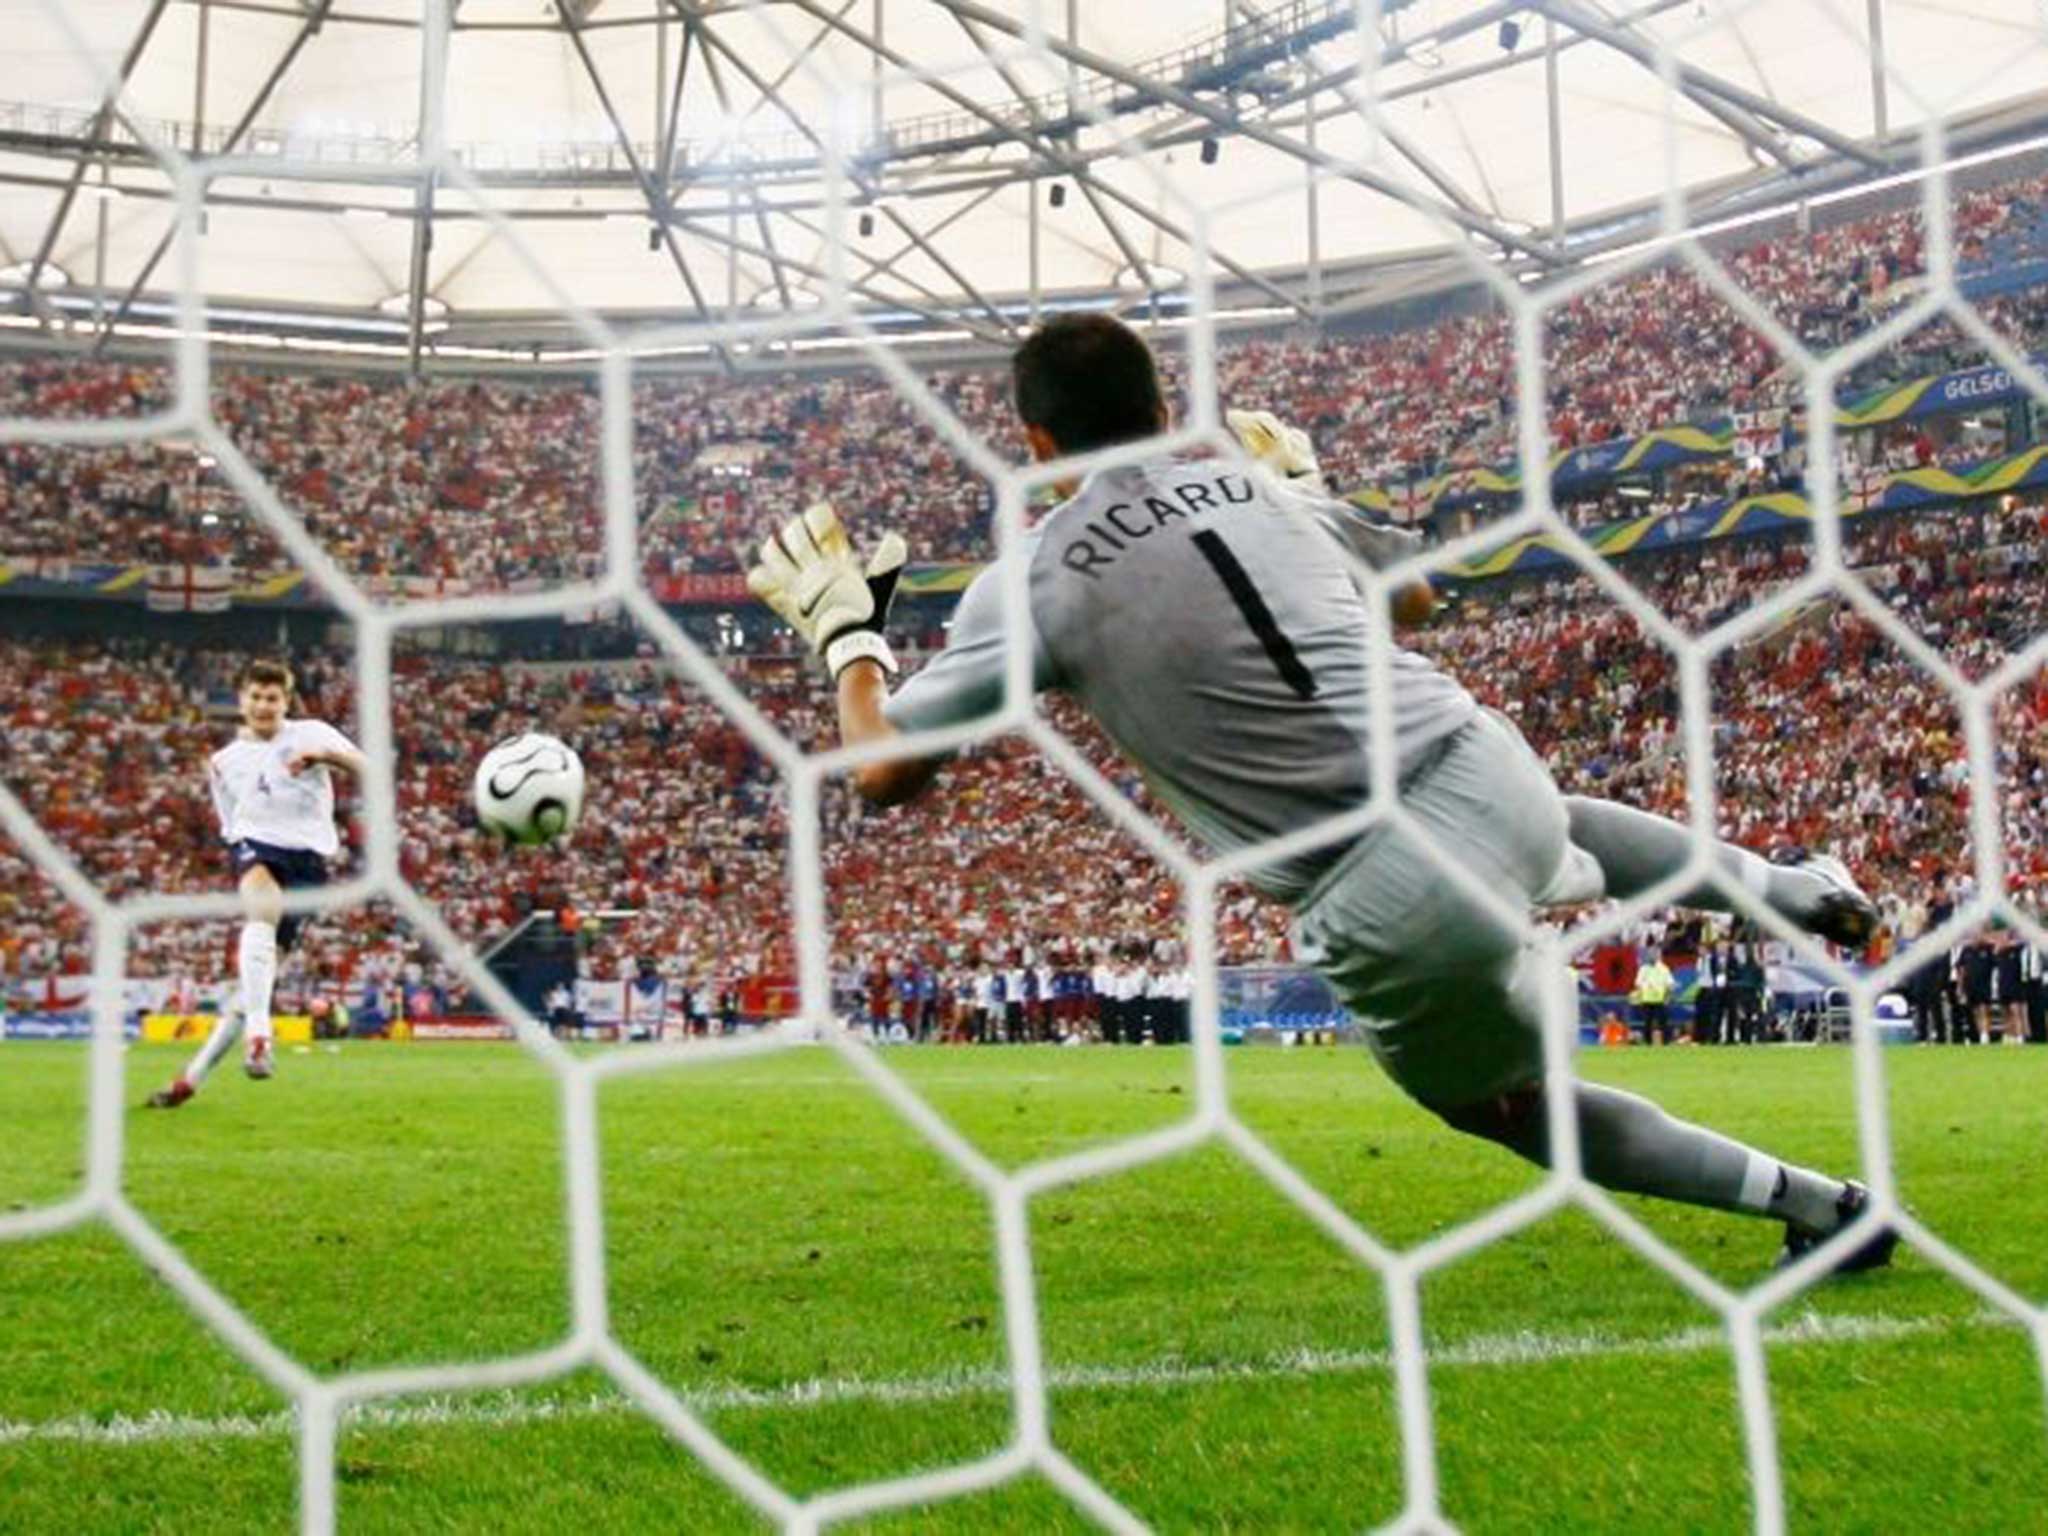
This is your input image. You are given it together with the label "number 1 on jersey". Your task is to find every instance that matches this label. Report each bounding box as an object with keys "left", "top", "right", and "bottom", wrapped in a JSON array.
[{"left": 1190, "top": 530, "right": 1318, "bottom": 701}]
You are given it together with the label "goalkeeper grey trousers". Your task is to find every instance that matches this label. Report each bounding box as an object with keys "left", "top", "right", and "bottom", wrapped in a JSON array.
[{"left": 1291, "top": 708, "right": 1576, "bottom": 1108}]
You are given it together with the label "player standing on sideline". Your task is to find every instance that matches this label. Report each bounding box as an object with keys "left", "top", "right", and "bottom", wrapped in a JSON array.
[
  {"left": 147, "top": 660, "right": 363, "bottom": 1109},
  {"left": 1632, "top": 949, "right": 1676, "bottom": 1046},
  {"left": 747, "top": 313, "right": 1894, "bottom": 1272}
]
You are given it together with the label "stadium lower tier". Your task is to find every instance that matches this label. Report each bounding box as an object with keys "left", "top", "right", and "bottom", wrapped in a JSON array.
[{"left": 1, "top": 498, "right": 2044, "bottom": 1017}]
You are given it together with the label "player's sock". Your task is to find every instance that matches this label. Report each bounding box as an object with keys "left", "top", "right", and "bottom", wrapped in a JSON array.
[
  {"left": 1458, "top": 1082, "right": 1847, "bottom": 1228},
  {"left": 182, "top": 1002, "right": 244, "bottom": 1089},
  {"left": 1760, "top": 1162, "right": 1852, "bottom": 1233},
  {"left": 239, "top": 920, "right": 279, "bottom": 1054},
  {"left": 1562, "top": 797, "right": 1832, "bottom": 927}
]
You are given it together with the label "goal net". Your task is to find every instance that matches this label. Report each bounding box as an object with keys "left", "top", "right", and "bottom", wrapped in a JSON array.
[{"left": 3, "top": 1, "right": 2046, "bottom": 1531}]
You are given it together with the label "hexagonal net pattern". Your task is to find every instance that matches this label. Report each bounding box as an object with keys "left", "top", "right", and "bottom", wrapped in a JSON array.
[{"left": 5, "top": 1, "right": 2048, "bottom": 1532}]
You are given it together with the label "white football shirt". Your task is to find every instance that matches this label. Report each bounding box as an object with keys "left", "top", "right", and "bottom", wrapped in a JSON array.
[{"left": 208, "top": 719, "right": 358, "bottom": 857}]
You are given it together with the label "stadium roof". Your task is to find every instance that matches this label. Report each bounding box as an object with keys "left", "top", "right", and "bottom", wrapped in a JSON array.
[{"left": 3, "top": 1, "right": 2046, "bottom": 363}]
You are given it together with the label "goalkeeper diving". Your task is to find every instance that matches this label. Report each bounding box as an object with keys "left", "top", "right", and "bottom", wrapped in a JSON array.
[{"left": 747, "top": 313, "right": 1892, "bottom": 1273}]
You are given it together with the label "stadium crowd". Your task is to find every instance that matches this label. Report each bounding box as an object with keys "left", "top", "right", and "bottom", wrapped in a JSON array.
[
  {"left": 2, "top": 486, "right": 2044, "bottom": 1034},
  {"left": 6, "top": 165, "right": 2048, "bottom": 591},
  {"left": 1417, "top": 493, "right": 2048, "bottom": 1002},
  {"left": 0, "top": 630, "right": 1235, "bottom": 1024},
  {"left": 6, "top": 157, "right": 2048, "bottom": 1034}
]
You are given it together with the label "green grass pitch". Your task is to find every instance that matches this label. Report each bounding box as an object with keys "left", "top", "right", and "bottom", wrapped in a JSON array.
[{"left": 3, "top": 1040, "right": 2044, "bottom": 1532}]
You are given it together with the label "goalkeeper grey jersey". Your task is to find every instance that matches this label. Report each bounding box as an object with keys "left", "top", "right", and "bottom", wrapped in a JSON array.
[{"left": 886, "top": 453, "right": 1477, "bottom": 903}]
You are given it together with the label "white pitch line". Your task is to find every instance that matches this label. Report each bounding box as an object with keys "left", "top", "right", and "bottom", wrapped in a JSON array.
[{"left": 0, "top": 1310, "right": 2010, "bottom": 1450}]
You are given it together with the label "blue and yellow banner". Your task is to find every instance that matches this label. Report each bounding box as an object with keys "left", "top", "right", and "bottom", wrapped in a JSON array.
[
  {"left": 1447, "top": 447, "right": 2048, "bottom": 579},
  {"left": 895, "top": 565, "right": 982, "bottom": 596},
  {"left": 1838, "top": 358, "right": 2041, "bottom": 428},
  {"left": 1370, "top": 352, "right": 2048, "bottom": 514}
]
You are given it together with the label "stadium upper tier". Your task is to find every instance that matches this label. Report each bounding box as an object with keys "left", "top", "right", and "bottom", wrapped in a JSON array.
[
  {"left": 3, "top": 496, "right": 2043, "bottom": 1001},
  {"left": 7, "top": 161, "right": 2048, "bottom": 594}
]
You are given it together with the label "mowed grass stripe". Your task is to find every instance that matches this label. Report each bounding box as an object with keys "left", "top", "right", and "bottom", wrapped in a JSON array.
[{"left": 0, "top": 1307, "right": 2007, "bottom": 1448}]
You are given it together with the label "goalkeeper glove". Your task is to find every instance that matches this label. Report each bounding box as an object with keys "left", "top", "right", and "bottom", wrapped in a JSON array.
[
  {"left": 745, "top": 502, "right": 908, "bottom": 679},
  {"left": 1227, "top": 408, "right": 1327, "bottom": 496}
]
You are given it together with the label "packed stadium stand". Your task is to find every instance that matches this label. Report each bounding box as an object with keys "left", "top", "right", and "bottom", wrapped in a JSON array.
[
  {"left": 6, "top": 162, "right": 2048, "bottom": 1034},
  {"left": 8, "top": 165, "right": 2048, "bottom": 592},
  {"left": 4, "top": 479, "right": 2044, "bottom": 1028}
]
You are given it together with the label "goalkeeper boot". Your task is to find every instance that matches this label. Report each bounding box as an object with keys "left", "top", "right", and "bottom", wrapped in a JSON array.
[
  {"left": 244, "top": 1037, "right": 274, "bottom": 1081},
  {"left": 145, "top": 1078, "right": 194, "bottom": 1110},
  {"left": 1790, "top": 852, "right": 1880, "bottom": 950},
  {"left": 1777, "top": 1180, "right": 1898, "bottom": 1275}
]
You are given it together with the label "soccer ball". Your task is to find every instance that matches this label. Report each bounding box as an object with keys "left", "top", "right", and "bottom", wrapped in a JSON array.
[{"left": 473, "top": 733, "right": 585, "bottom": 846}]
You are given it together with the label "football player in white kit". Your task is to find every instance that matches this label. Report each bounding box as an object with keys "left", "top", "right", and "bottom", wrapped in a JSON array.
[
  {"left": 747, "top": 314, "right": 1896, "bottom": 1274},
  {"left": 147, "top": 660, "right": 363, "bottom": 1109}
]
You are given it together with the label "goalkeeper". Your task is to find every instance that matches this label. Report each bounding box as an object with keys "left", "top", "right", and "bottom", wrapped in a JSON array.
[{"left": 747, "top": 313, "right": 1892, "bottom": 1273}]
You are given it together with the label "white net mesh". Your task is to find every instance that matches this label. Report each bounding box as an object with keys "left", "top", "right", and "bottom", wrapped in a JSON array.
[{"left": 4, "top": 1, "right": 2048, "bottom": 1531}]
